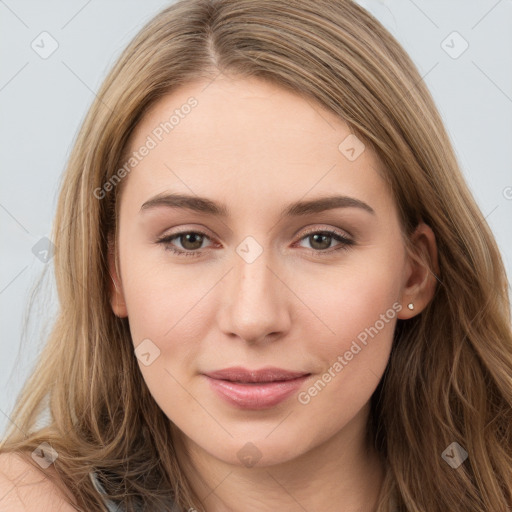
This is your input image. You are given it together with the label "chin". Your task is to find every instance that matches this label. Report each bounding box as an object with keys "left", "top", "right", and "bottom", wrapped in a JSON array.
[{"left": 204, "top": 435, "right": 307, "bottom": 469}]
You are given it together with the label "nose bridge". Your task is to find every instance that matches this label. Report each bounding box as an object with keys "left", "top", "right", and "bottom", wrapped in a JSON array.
[
  {"left": 220, "top": 236, "right": 290, "bottom": 342},
  {"left": 236, "top": 245, "right": 273, "bottom": 303}
]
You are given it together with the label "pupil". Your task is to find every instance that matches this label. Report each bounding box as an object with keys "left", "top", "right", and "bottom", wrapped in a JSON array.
[
  {"left": 182, "top": 233, "right": 203, "bottom": 250},
  {"left": 311, "top": 233, "right": 330, "bottom": 250}
]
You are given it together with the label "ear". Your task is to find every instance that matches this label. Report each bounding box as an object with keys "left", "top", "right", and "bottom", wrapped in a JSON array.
[
  {"left": 397, "top": 221, "right": 439, "bottom": 319},
  {"left": 108, "top": 234, "right": 128, "bottom": 318}
]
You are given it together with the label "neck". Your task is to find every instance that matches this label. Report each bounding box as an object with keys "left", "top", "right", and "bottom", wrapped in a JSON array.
[{"left": 172, "top": 404, "right": 386, "bottom": 512}]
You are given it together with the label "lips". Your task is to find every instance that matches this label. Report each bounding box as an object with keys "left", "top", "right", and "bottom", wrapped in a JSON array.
[
  {"left": 204, "top": 366, "right": 309, "bottom": 383},
  {"left": 203, "top": 366, "right": 311, "bottom": 409}
]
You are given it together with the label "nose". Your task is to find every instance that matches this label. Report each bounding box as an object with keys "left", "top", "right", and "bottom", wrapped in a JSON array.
[{"left": 217, "top": 245, "right": 291, "bottom": 345}]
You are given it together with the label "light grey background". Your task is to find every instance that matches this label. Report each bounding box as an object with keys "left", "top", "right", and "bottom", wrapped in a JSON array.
[{"left": 1, "top": 0, "right": 511, "bottom": 435}]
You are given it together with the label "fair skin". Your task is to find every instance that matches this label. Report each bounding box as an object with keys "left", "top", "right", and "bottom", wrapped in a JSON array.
[
  {"left": 0, "top": 75, "right": 437, "bottom": 511},
  {"left": 0, "top": 452, "right": 78, "bottom": 511},
  {"left": 109, "top": 75, "right": 437, "bottom": 512}
]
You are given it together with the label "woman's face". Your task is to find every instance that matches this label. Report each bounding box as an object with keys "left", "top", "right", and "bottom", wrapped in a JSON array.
[{"left": 111, "top": 75, "right": 417, "bottom": 468}]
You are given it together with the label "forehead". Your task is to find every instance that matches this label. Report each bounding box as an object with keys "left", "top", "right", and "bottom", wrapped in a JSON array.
[{"left": 120, "top": 76, "right": 393, "bottom": 218}]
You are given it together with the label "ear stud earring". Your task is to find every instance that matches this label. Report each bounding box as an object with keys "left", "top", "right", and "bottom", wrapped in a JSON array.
[{"left": 407, "top": 303, "right": 414, "bottom": 311}]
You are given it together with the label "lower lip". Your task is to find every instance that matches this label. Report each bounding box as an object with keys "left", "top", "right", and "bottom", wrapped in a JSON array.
[{"left": 205, "top": 375, "right": 310, "bottom": 410}]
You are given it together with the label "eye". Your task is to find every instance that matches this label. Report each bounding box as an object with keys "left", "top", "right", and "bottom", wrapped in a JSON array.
[
  {"left": 155, "top": 227, "right": 354, "bottom": 258},
  {"left": 156, "top": 230, "right": 213, "bottom": 258},
  {"left": 294, "top": 228, "right": 354, "bottom": 255}
]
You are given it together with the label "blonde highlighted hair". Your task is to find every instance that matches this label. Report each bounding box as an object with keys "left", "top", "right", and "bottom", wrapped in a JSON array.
[{"left": 2, "top": 0, "right": 511, "bottom": 510}]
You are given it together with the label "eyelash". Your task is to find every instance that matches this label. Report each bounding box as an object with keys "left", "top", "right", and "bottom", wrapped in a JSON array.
[{"left": 155, "top": 227, "right": 354, "bottom": 258}]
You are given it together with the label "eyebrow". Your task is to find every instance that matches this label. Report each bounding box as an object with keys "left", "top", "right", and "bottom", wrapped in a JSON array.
[{"left": 140, "top": 193, "right": 375, "bottom": 217}]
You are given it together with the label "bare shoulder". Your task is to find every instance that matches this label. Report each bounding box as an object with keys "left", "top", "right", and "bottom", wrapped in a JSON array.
[{"left": 0, "top": 451, "right": 79, "bottom": 511}]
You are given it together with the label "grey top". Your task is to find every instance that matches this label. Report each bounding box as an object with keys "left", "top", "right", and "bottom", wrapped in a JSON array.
[
  {"left": 89, "top": 471, "right": 133, "bottom": 512},
  {"left": 90, "top": 471, "right": 398, "bottom": 511},
  {"left": 89, "top": 471, "right": 180, "bottom": 512}
]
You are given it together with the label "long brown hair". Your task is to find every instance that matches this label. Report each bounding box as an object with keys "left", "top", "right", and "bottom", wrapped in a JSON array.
[{"left": 2, "top": 1, "right": 511, "bottom": 510}]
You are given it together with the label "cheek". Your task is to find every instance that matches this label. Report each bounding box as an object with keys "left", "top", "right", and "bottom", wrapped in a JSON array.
[
  {"left": 120, "top": 253, "right": 224, "bottom": 391},
  {"left": 293, "top": 251, "right": 403, "bottom": 423},
  {"left": 296, "top": 247, "right": 403, "bottom": 350},
  {"left": 120, "top": 259, "right": 213, "bottom": 416},
  {"left": 120, "top": 242, "right": 208, "bottom": 338},
  {"left": 292, "top": 259, "right": 401, "bottom": 424}
]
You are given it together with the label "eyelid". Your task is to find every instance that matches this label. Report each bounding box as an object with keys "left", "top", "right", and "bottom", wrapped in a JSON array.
[{"left": 296, "top": 224, "right": 352, "bottom": 241}]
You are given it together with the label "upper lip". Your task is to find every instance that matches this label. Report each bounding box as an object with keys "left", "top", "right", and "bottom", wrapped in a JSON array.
[{"left": 204, "top": 366, "right": 310, "bottom": 383}]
